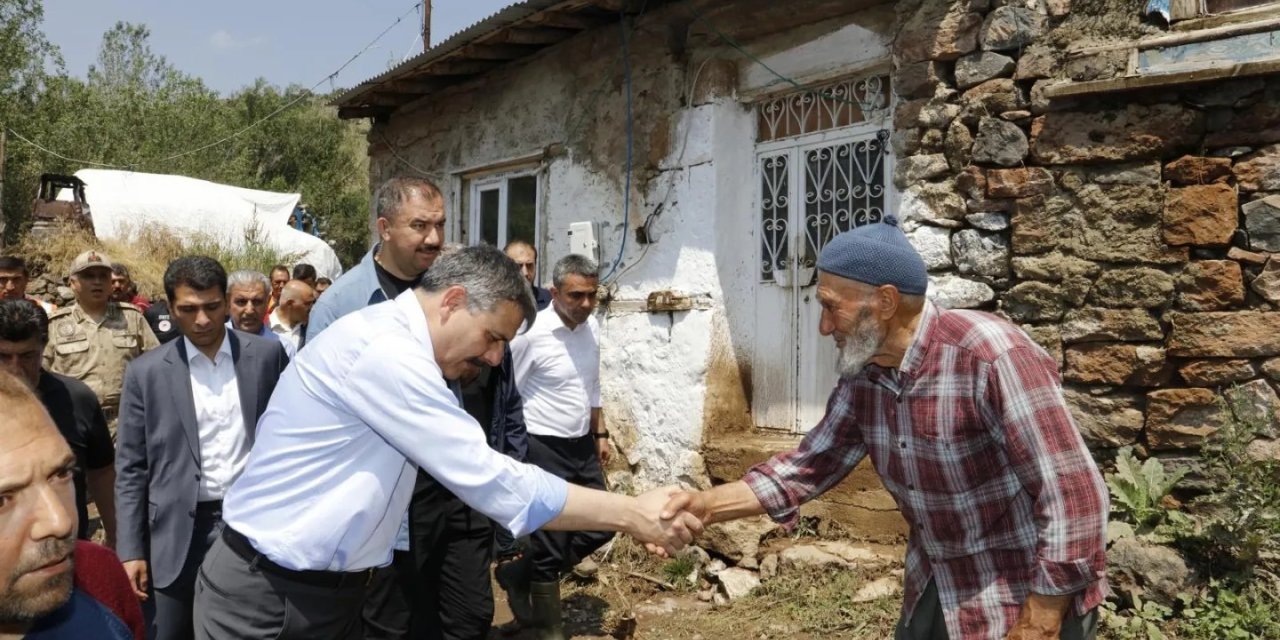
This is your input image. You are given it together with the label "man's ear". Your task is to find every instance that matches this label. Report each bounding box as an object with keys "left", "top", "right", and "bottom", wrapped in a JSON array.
[
  {"left": 375, "top": 216, "right": 391, "bottom": 241},
  {"left": 875, "top": 284, "right": 901, "bottom": 319},
  {"left": 438, "top": 285, "right": 468, "bottom": 321}
]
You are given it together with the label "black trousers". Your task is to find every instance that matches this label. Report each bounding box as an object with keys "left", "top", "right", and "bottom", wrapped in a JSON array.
[
  {"left": 527, "top": 434, "right": 614, "bottom": 582},
  {"left": 362, "top": 474, "right": 496, "bottom": 640},
  {"left": 153, "top": 500, "right": 222, "bottom": 640},
  {"left": 194, "top": 528, "right": 367, "bottom": 640}
]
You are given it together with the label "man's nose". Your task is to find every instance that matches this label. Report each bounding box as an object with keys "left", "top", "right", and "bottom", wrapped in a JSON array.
[
  {"left": 482, "top": 344, "right": 504, "bottom": 367},
  {"left": 32, "top": 484, "right": 75, "bottom": 541}
]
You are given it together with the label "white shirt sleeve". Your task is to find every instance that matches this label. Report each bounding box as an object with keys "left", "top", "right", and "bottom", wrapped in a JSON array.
[
  {"left": 334, "top": 336, "right": 566, "bottom": 536},
  {"left": 510, "top": 332, "right": 535, "bottom": 395}
]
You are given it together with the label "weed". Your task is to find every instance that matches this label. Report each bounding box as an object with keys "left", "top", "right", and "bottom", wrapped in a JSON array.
[
  {"left": 1101, "top": 596, "right": 1172, "bottom": 640},
  {"left": 1106, "top": 446, "right": 1188, "bottom": 535}
]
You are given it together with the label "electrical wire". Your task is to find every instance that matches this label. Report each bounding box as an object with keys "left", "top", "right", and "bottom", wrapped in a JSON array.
[
  {"left": 9, "top": 1, "right": 424, "bottom": 169},
  {"left": 601, "top": 12, "right": 634, "bottom": 283}
]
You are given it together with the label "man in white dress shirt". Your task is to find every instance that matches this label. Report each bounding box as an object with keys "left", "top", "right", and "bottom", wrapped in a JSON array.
[
  {"left": 115, "top": 256, "right": 289, "bottom": 640},
  {"left": 192, "top": 246, "right": 700, "bottom": 640},
  {"left": 267, "top": 279, "right": 315, "bottom": 356},
  {"left": 506, "top": 254, "right": 609, "bottom": 639}
]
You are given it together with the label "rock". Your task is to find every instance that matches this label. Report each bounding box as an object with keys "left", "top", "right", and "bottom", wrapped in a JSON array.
[
  {"left": 636, "top": 597, "right": 681, "bottom": 615},
  {"left": 961, "top": 78, "right": 1026, "bottom": 118},
  {"left": 1177, "top": 260, "right": 1245, "bottom": 310},
  {"left": 1012, "top": 184, "right": 1188, "bottom": 264},
  {"left": 1179, "top": 359, "right": 1256, "bottom": 386},
  {"left": 908, "top": 225, "right": 954, "bottom": 271},
  {"left": 895, "top": 61, "right": 949, "bottom": 100},
  {"left": 1064, "top": 343, "right": 1168, "bottom": 386},
  {"left": 1108, "top": 537, "right": 1191, "bottom": 607},
  {"left": 1060, "top": 308, "right": 1163, "bottom": 344},
  {"left": 759, "top": 553, "right": 778, "bottom": 581},
  {"left": 852, "top": 576, "right": 902, "bottom": 603},
  {"left": 972, "top": 117, "right": 1028, "bottom": 166},
  {"left": 956, "top": 166, "right": 986, "bottom": 201},
  {"left": 980, "top": 6, "right": 1045, "bottom": 51},
  {"left": 1228, "top": 246, "right": 1270, "bottom": 265},
  {"left": 1234, "top": 144, "right": 1280, "bottom": 191},
  {"left": 1046, "top": 0, "right": 1071, "bottom": 18},
  {"left": 986, "top": 167, "right": 1053, "bottom": 198},
  {"left": 944, "top": 120, "right": 974, "bottom": 172},
  {"left": 1224, "top": 378, "right": 1280, "bottom": 436},
  {"left": 952, "top": 229, "right": 1009, "bottom": 277},
  {"left": 1090, "top": 268, "right": 1175, "bottom": 308},
  {"left": 1163, "top": 184, "right": 1238, "bottom": 247},
  {"left": 1015, "top": 45, "right": 1056, "bottom": 80},
  {"left": 1063, "top": 389, "right": 1144, "bottom": 447},
  {"left": 700, "top": 516, "right": 776, "bottom": 565},
  {"left": 1242, "top": 196, "right": 1280, "bottom": 252},
  {"left": 704, "top": 558, "right": 727, "bottom": 578},
  {"left": 1065, "top": 162, "right": 1163, "bottom": 186},
  {"left": 1247, "top": 437, "right": 1280, "bottom": 461},
  {"left": 1002, "top": 281, "right": 1065, "bottom": 322},
  {"left": 895, "top": 3, "right": 982, "bottom": 63},
  {"left": 778, "top": 541, "right": 896, "bottom": 572},
  {"left": 901, "top": 181, "right": 968, "bottom": 228},
  {"left": 1146, "top": 388, "right": 1225, "bottom": 449},
  {"left": 966, "top": 197, "right": 1016, "bottom": 214},
  {"left": 896, "top": 154, "right": 950, "bottom": 187},
  {"left": 1252, "top": 256, "right": 1280, "bottom": 304},
  {"left": 892, "top": 128, "right": 923, "bottom": 157},
  {"left": 1021, "top": 324, "right": 1062, "bottom": 363},
  {"left": 1262, "top": 357, "right": 1280, "bottom": 381},
  {"left": 965, "top": 211, "right": 1009, "bottom": 231},
  {"left": 1030, "top": 105, "right": 1205, "bottom": 165},
  {"left": 920, "top": 127, "right": 946, "bottom": 152},
  {"left": 1011, "top": 253, "right": 1101, "bottom": 281},
  {"left": 928, "top": 274, "right": 996, "bottom": 309},
  {"left": 896, "top": 99, "right": 962, "bottom": 130},
  {"left": 1164, "top": 155, "right": 1232, "bottom": 185},
  {"left": 715, "top": 567, "right": 761, "bottom": 601},
  {"left": 1000, "top": 109, "right": 1031, "bottom": 122},
  {"left": 955, "top": 51, "right": 1015, "bottom": 89},
  {"left": 1169, "top": 311, "right": 1280, "bottom": 357}
]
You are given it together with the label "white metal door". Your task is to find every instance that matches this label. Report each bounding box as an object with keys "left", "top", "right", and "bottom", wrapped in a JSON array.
[{"left": 752, "top": 127, "right": 894, "bottom": 433}]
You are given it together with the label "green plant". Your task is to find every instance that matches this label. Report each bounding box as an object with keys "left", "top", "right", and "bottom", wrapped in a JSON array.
[
  {"left": 660, "top": 555, "right": 696, "bottom": 588},
  {"left": 1179, "top": 581, "right": 1280, "bottom": 640},
  {"left": 1106, "top": 446, "right": 1189, "bottom": 534},
  {"left": 1101, "top": 596, "right": 1172, "bottom": 640}
]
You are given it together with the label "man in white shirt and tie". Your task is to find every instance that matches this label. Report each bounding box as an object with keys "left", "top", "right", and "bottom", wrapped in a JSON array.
[
  {"left": 115, "top": 256, "right": 290, "bottom": 640},
  {"left": 192, "top": 245, "right": 700, "bottom": 640},
  {"left": 506, "top": 254, "right": 610, "bottom": 639},
  {"left": 267, "top": 279, "right": 315, "bottom": 356}
]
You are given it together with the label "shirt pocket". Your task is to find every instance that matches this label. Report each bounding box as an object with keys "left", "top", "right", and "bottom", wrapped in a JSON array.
[
  {"left": 54, "top": 339, "right": 90, "bottom": 356},
  {"left": 111, "top": 334, "right": 139, "bottom": 351},
  {"left": 910, "top": 412, "right": 1005, "bottom": 493}
]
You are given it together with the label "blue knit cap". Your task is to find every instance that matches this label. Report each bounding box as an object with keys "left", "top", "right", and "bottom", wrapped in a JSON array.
[{"left": 816, "top": 213, "right": 928, "bottom": 295}]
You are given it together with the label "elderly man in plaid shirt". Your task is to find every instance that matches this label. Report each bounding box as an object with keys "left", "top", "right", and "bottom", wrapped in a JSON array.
[{"left": 663, "top": 214, "right": 1109, "bottom": 640}]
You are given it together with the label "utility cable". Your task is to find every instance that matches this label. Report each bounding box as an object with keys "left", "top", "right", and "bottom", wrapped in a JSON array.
[{"left": 601, "top": 12, "right": 634, "bottom": 283}]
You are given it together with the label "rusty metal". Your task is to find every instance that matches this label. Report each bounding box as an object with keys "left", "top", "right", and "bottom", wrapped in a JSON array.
[{"left": 30, "top": 173, "right": 95, "bottom": 239}]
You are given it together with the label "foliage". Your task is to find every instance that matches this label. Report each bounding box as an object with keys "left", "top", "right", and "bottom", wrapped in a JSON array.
[
  {"left": 660, "top": 554, "right": 696, "bottom": 588},
  {"left": 1179, "top": 581, "right": 1280, "bottom": 640},
  {"left": 746, "top": 567, "right": 899, "bottom": 635},
  {"left": 1105, "top": 446, "right": 1189, "bottom": 535},
  {"left": 1101, "top": 596, "right": 1172, "bottom": 640},
  {"left": 0, "top": 9, "right": 371, "bottom": 268}
]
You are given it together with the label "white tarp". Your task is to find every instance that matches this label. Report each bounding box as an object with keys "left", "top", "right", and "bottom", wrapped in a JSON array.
[{"left": 59, "top": 169, "right": 343, "bottom": 279}]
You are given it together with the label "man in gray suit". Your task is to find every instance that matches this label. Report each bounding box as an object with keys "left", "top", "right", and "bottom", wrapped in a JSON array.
[{"left": 115, "top": 256, "right": 289, "bottom": 640}]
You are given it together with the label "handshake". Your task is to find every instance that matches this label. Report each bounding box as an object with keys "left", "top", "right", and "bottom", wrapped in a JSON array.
[{"left": 623, "top": 486, "right": 712, "bottom": 558}]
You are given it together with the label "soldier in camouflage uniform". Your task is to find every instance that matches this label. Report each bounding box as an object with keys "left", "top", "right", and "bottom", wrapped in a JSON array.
[{"left": 44, "top": 250, "right": 159, "bottom": 435}]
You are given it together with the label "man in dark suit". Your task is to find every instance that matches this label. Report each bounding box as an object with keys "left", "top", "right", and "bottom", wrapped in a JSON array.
[{"left": 115, "top": 256, "right": 289, "bottom": 640}]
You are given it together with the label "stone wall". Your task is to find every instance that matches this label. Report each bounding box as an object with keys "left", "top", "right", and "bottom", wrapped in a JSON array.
[{"left": 891, "top": 0, "right": 1280, "bottom": 465}]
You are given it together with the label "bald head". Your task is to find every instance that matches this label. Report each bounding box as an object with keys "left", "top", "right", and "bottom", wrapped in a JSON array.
[
  {"left": 0, "top": 371, "right": 77, "bottom": 628},
  {"left": 504, "top": 240, "right": 537, "bottom": 285},
  {"left": 278, "top": 280, "right": 317, "bottom": 328}
]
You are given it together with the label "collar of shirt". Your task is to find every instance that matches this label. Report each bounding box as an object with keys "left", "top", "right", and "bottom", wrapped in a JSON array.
[
  {"left": 268, "top": 309, "right": 296, "bottom": 334},
  {"left": 183, "top": 331, "right": 232, "bottom": 366},
  {"left": 224, "top": 319, "right": 274, "bottom": 338}
]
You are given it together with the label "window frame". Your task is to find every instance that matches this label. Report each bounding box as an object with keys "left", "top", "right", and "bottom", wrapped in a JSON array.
[{"left": 465, "top": 166, "right": 542, "bottom": 252}]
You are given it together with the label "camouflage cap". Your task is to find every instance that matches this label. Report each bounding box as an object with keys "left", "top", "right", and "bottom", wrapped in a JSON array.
[{"left": 68, "top": 250, "right": 114, "bottom": 276}]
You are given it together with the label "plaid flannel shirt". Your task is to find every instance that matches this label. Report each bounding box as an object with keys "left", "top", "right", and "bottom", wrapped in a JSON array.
[{"left": 744, "top": 302, "right": 1108, "bottom": 640}]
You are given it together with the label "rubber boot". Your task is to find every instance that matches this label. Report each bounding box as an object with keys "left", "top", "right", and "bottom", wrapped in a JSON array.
[
  {"left": 495, "top": 555, "right": 534, "bottom": 626},
  {"left": 529, "top": 580, "right": 567, "bottom": 640}
]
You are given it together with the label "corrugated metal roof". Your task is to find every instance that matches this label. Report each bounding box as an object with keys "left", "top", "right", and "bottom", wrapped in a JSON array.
[{"left": 334, "top": 0, "right": 635, "bottom": 118}]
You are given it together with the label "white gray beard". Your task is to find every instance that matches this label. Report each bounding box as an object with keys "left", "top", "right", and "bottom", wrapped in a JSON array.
[{"left": 836, "top": 319, "right": 885, "bottom": 379}]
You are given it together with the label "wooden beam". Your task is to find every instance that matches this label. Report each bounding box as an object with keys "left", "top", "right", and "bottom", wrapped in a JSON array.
[
  {"left": 1043, "top": 58, "right": 1280, "bottom": 98},
  {"left": 380, "top": 77, "right": 451, "bottom": 95},
  {"left": 459, "top": 43, "right": 541, "bottom": 60},
  {"left": 526, "top": 10, "right": 601, "bottom": 30},
  {"left": 338, "top": 106, "right": 392, "bottom": 120},
  {"left": 489, "top": 26, "right": 578, "bottom": 45},
  {"left": 415, "top": 60, "right": 502, "bottom": 75},
  {"left": 1068, "top": 16, "right": 1280, "bottom": 56}
]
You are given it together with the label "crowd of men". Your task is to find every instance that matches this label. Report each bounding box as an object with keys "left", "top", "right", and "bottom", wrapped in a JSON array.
[{"left": 0, "top": 174, "right": 1110, "bottom": 640}]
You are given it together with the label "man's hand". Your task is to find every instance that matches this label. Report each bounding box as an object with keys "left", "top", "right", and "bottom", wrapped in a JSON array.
[
  {"left": 121, "top": 559, "right": 150, "bottom": 600},
  {"left": 627, "top": 485, "right": 704, "bottom": 558},
  {"left": 1005, "top": 593, "right": 1072, "bottom": 639},
  {"left": 660, "top": 489, "right": 710, "bottom": 523},
  {"left": 595, "top": 436, "right": 612, "bottom": 466}
]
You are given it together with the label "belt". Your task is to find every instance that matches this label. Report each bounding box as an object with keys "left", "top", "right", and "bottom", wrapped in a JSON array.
[{"left": 221, "top": 527, "right": 376, "bottom": 589}]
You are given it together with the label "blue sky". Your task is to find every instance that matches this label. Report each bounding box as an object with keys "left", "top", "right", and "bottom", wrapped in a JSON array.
[{"left": 43, "top": 0, "right": 514, "bottom": 94}]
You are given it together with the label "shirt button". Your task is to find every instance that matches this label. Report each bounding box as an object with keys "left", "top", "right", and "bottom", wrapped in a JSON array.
[
  {"left": 194, "top": 474, "right": 201, "bottom": 480},
  {"left": 188, "top": 509, "right": 196, "bottom": 518},
  {"left": 908, "top": 484, "right": 916, "bottom": 490},
  {"left": 899, "top": 441, "right": 907, "bottom": 449}
]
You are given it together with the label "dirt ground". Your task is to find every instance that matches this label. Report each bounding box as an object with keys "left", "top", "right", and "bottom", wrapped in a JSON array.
[{"left": 488, "top": 537, "right": 905, "bottom": 640}]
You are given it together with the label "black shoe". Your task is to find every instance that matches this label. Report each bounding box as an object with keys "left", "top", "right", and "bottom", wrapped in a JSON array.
[
  {"left": 495, "top": 555, "right": 534, "bottom": 627},
  {"left": 529, "top": 580, "right": 567, "bottom": 640}
]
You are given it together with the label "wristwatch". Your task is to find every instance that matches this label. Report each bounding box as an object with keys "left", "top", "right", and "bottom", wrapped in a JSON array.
[{"left": 592, "top": 430, "right": 610, "bottom": 439}]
